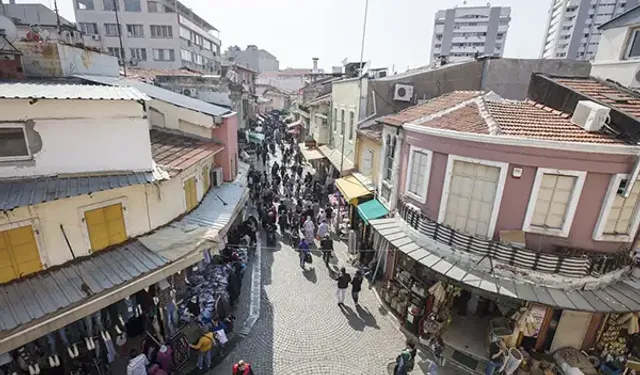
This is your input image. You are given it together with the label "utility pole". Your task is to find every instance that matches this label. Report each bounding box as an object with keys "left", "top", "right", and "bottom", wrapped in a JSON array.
[
  {"left": 336, "top": 0, "right": 369, "bottom": 236},
  {"left": 53, "top": 0, "right": 62, "bottom": 30},
  {"left": 113, "top": 0, "right": 127, "bottom": 76}
]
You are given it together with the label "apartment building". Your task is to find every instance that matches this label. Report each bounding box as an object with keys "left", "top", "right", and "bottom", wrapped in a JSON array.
[
  {"left": 73, "top": 0, "right": 221, "bottom": 73},
  {"left": 224, "top": 45, "right": 280, "bottom": 72},
  {"left": 430, "top": 5, "right": 511, "bottom": 64},
  {"left": 540, "top": 0, "right": 637, "bottom": 60}
]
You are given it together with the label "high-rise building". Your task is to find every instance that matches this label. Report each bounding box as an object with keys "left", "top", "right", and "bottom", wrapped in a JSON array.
[
  {"left": 430, "top": 5, "right": 511, "bottom": 64},
  {"left": 540, "top": 0, "right": 637, "bottom": 60},
  {"left": 224, "top": 45, "right": 280, "bottom": 72},
  {"left": 73, "top": 0, "right": 221, "bottom": 73}
]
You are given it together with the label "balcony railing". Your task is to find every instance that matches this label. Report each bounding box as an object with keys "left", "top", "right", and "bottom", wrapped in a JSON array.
[{"left": 397, "top": 199, "right": 631, "bottom": 278}]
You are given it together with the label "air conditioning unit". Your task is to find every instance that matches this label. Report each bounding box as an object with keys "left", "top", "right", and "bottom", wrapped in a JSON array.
[
  {"left": 72, "top": 31, "right": 84, "bottom": 45},
  {"left": 393, "top": 83, "right": 413, "bottom": 102},
  {"left": 570, "top": 100, "right": 610, "bottom": 132},
  {"left": 91, "top": 34, "right": 101, "bottom": 41},
  {"left": 60, "top": 30, "right": 72, "bottom": 44},
  {"left": 181, "top": 88, "right": 197, "bottom": 97},
  {"left": 211, "top": 167, "right": 223, "bottom": 187}
]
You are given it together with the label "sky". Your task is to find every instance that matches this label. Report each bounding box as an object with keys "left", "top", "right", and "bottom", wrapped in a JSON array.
[{"left": 31, "top": 0, "right": 548, "bottom": 73}]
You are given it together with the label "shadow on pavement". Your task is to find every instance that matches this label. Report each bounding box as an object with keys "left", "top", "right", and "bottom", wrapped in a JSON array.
[{"left": 303, "top": 267, "right": 317, "bottom": 283}]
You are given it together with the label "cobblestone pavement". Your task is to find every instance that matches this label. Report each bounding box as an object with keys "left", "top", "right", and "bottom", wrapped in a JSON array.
[{"left": 209, "top": 231, "right": 410, "bottom": 375}]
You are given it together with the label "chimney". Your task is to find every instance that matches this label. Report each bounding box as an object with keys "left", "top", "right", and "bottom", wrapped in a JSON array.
[{"left": 312, "top": 57, "right": 319, "bottom": 73}]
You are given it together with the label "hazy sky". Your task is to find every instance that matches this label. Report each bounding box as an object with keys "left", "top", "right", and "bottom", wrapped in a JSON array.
[{"left": 32, "top": 0, "right": 548, "bottom": 72}]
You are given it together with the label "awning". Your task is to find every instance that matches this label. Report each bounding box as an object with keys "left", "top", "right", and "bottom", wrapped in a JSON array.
[
  {"left": 298, "top": 143, "right": 325, "bottom": 161},
  {"left": 369, "top": 217, "right": 640, "bottom": 313},
  {"left": 358, "top": 199, "right": 388, "bottom": 224},
  {"left": 335, "top": 175, "right": 373, "bottom": 202},
  {"left": 140, "top": 177, "right": 250, "bottom": 261},
  {"left": 287, "top": 120, "right": 301, "bottom": 128},
  {"left": 319, "top": 145, "right": 355, "bottom": 174},
  {"left": 248, "top": 132, "right": 265, "bottom": 144}
]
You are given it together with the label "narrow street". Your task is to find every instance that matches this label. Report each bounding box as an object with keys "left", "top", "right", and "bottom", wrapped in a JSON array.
[{"left": 206, "top": 146, "right": 463, "bottom": 375}]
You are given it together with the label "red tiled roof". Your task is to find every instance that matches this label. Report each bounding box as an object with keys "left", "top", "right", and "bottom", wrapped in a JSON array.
[
  {"left": 150, "top": 129, "right": 224, "bottom": 176},
  {"left": 552, "top": 77, "right": 640, "bottom": 118},
  {"left": 488, "top": 101, "right": 624, "bottom": 144},
  {"left": 378, "top": 91, "right": 484, "bottom": 126},
  {"left": 415, "top": 97, "right": 625, "bottom": 145},
  {"left": 357, "top": 123, "right": 384, "bottom": 141},
  {"left": 416, "top": 104, "right": 488, "bottom": 134}
]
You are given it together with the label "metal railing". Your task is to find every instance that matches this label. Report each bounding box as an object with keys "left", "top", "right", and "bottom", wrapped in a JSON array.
[{"left": 397, "top": 199, "right": 631, "bottom": 278}]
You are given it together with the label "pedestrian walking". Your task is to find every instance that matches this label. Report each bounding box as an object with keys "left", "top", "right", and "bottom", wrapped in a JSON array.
[
  {"left": 394, "top": 340, "right": 417, "bottom": 375},
  {"left": 189, "top": 329, "right": 214, "bottom": 371},
  {"left": 317, "top": 219, "right": 328, "bottom": 239},
  {"left": 303, "top": 216, "right": 315, "bottom": 243},
  {"left": 298, "top": 238, "right": 310, "bottom": 270},
  {"left": 232, "top": 360, "right": 255, "bottom": 375},
  {"left": 351, "top": 270, "right": 363, "bottom": 304},
  {"left": 336, "top": 267, "right": 351, "bottom": 306},
  {"left": 320, "top": 233, "right": 333, "bottom": 267}
]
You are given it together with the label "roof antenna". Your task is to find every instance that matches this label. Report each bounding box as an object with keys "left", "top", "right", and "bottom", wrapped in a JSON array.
[{"left": 53, "top": 0, "right": 61, "bottom": 30}]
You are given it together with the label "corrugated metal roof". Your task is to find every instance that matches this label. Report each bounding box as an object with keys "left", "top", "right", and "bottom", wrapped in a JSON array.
[
  {"left": 0, "top": 83, "right": 150, "bottom": 101},
  {"left": 370, "top": 218, "right": 640, "bottom": 313},
  {"left": 0, "top": 172, "right": 156, "bottom": 210},
  {"left": 75, "top": 75, "right": 232, "bottom": 117},
  {"left": 150, "top": 129, "right": 224, "bottom": 176},
  {"left": 139, "top": 164, "right": 250, "bottom": 260},
  {"left": 0, "top": 240, "right": 167, "bottom": 334}
]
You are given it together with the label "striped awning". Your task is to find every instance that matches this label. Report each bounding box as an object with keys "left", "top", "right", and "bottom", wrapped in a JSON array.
[{"left": 369, "top": 217, "right": 640, "bottom": 313}]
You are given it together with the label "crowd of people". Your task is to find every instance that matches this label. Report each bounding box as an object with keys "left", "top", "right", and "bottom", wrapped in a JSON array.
[{"left": 239, "top": 112, "right": 426, "bottom": 375}]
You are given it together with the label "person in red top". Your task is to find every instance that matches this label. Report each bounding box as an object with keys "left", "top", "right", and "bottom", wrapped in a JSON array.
[{"left": 232, "top": 360, "right": 254, "bottom": 375}]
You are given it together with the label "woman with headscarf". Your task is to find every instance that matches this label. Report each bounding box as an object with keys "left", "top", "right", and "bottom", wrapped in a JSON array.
[
  {"left": 303, "top": 216, "right": 315, "bottom": 243},
  {"left": 316, "top": 208, "right": 326, "bottom": 225}
]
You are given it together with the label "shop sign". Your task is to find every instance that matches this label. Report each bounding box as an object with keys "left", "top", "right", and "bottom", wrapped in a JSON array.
[{"left": 527, "top": 304, "right": 547, "bottom": 338}]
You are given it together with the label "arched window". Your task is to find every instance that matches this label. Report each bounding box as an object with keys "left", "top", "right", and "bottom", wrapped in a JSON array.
[{"left": 349, "top": 111, "right": 355, "bottom": 140}]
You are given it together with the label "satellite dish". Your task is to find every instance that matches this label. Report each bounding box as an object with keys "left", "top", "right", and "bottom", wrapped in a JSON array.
[
  {"left": 0, "top": 16, "right": 18, "bottom": 50},
  {"left": 360, "top": 60, "right": 371, "bottom": 77}
]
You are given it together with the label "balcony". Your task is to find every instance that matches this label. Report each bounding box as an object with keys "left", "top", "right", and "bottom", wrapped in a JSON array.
[{"left": 398, "top": 199, "right": 631, "bottom": 278}]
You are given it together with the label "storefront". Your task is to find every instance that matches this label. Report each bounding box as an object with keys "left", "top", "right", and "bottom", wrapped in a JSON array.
[
  {"left": 369, "top": 216, "right": 640, "bottom": 374},
  {"left": 0, "top": 175, "right": 252, "bottom": 375},
  {"left": 356, "top": 199, "right": 389, "bottom": 265}
]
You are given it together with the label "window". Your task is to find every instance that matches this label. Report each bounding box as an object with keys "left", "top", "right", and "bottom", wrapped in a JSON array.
[
  {"left": 124, "top": 0, "right": 140, "bottom": 11},
  {"left": 104, "top": 23, "right": 120, "bottom": 36},
  {"left": 348, "top": 111, "right": 354, "bottom": 140},
  {"left": 153, "top": 48, "right": 175, "bottom": 61},
  {"left": 150, "top": 25, "right": 173, "bottom": 38},
  {"left": 126, "top": 24, "right": 144, "bottom": 37},
  {"left": 523, "top": 169, "right": 586, "bottom": 237},
  {"left": 405, "top": 146, "right": 432, "bottom": 203},
  {"left": 79, "top": 22, "right": 98, "bottom": 34},
  {"left": 184, "top": 176, "right": 198, "bottom": 211},
  {"left": 594, "top": 174, "right": 640, "bottom": 241},
  {"left": 202, "top": 165, "right": 211, "bottom": 191},
  {"left": 103, "top": 0, "right": 118, "bottom": 11},
  {"left": 179, "top": 26, "right": 190, "bottom": 40},
  {"left": 107, "top": 47, "right": 124, "bottom": 60},
  {"left": 84, "top": 203, "right": 127, "bottom": 252},
  {"left": 626, "top": 29, "right": 640, "bottom": 59},
  {"left": 0, "top": 225, "right": 42, "bottom": 283},
  {"left": 181, "top": 48, "right": 191, "bottom": 61},
  {"left": 340, "top": 109, "right": 345, "bottom": 136},
  {"left": 147, "top": 0, "right": 158, "bottom": 11},
  {"left": 130, "top": 48, "right": 147, "bottom": 61},
  {"left": 76, "top": 0, "right": 94, "bottom": 10},
  {"left": 384, "top": 135, "right": 396, "bottom": 181},
  {"left": 204, "top": 39, "right": 213, "bottom": 50},
  {"left": 333, "top": 107, "right": 337, "bottom": 131},
  {"left": 361, "top": 148, "right": 373, "bottom": 176}
]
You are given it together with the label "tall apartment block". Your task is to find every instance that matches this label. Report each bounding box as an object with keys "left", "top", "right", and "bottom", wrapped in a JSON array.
[
  {"left": 74, "top": 0, "right": 221, "bottom": 73},
  {"left": 540, "top": 0, "right": 638, "bottom": 60},
  {"left": 430, "top": 5, "right": 511, "bottom": 64}
]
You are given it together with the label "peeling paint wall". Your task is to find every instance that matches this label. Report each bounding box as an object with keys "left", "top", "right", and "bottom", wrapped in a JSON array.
[
  {"left": 0, "top": 98, "right": 152, "bottom": 178},
  {"left": 17, "top": 42, "right": 119, "bottom": 78}
]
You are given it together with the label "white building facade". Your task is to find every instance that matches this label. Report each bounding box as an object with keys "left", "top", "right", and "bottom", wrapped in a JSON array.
[
  {"left": 430, "top": 5, "right": 511, "bottom": 63},
  {"left": 540, "top": 0, "right": 637, "bottom": 60},
  {"left": 73, "top": 0, "right": 221, "bottom": 73}
]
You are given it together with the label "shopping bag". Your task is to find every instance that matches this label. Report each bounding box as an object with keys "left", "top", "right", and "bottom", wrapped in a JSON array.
[
  {"left": 214, "top": 329, "right": 228, "bottom": 345},
  {"left": 305, "top": 253, "right": 312, "bottom": 264}
]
